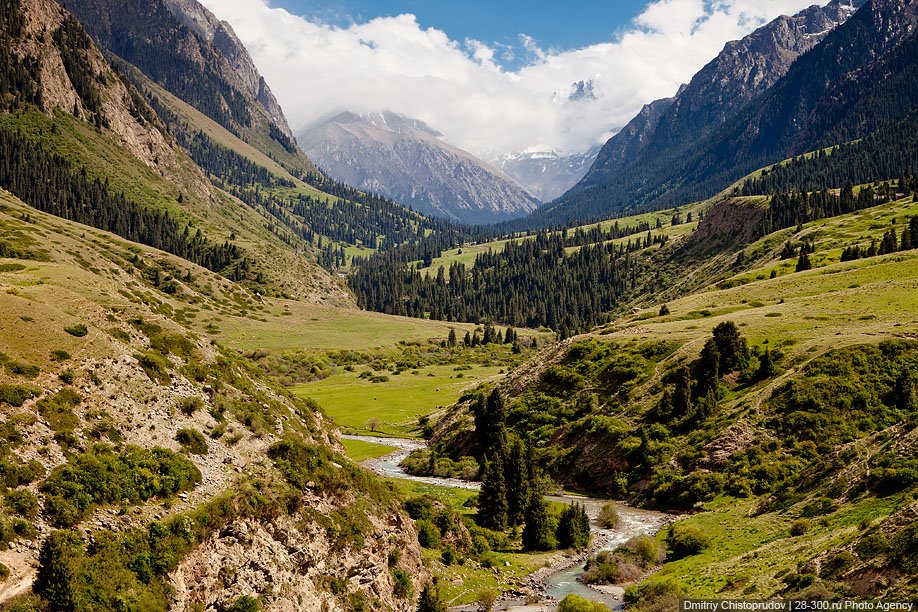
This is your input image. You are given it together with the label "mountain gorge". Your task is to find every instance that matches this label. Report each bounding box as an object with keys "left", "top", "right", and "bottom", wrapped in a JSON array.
[
  {"left": 298, "top": 111, "right": 540, "bottom": 224},
  {"left": 2, "top": 0, "right": 918, "bottom": 608}
]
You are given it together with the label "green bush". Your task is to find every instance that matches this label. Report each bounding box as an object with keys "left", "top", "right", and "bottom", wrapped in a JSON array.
[
  {"left": 623, "top": 578, "right": 686, "bottom": 612},
  {"left": 801, "top": 498, "right": 838, "bottom": 518},
  {"left": 598, "top": 502, "right": 619, "bottom": 529},
  {"left": 35, "top": 389, "right": 82, "bottom": 434},
  {"left": 0, "top": 385, "right": 34, "bottom": 407},
  {"left": 404, "top": 496, "right": 434, "bottom": 521},
  {"left": 583, "top": 551, "right": 620, "bottom": 585},
  {"left": 391, "top": 568, "right": 413, "bottom": 599},
  {"left": 5, "top": 361, "right": 39, "bottom": 379},
  {"left": 177, "top": 397, "right": 204, "bottom": 416},
  {"left": 50, "top": 350, "right": 70, "bottom": 362},
  {"left": 5, "top": 489, "right": 39, "bottom": 518},
  {"left": 41, "top": 445, "right": 201, "bottom": 527},
  {"left": 855, "top": 533, "right": 888, "bottom": 559},
  {"left": 64, "top": 324, "right": 88, "bottom": 337},
  {"left": 820, "top": 551, "right": 856, "bottom": 580},
  {"left": 228, "top": 596, "right": 260, "bottom": 612},
  {"left": 175, "top": 429, "right": 208, "bottom": 455},
  {"left": 790, "top": 519, "right": 810, "bottom": 537},
  {"left": 557, "top": 594, "right": 612, "bottom": 612},
  {"left": 668, "top": 523, "right": 710, "bottom": 557},
  {"left": 416, "top": 519, "right": 441, "bottom": 549},
  {"left": 628, "top": 534, "right": 665, "bottom": 565}
]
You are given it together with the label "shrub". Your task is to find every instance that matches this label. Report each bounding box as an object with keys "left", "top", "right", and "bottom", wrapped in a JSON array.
[
  {"left": 668, "top": 523, "right": 710, "bottom": 557},
  {"left": 0, "top": 385, "right": 35, "bottom": 407},
  {"left": 477, "top": 588, "right": 499, "bottom": 612},
  {"left": 583, "top": 551, "right": 620, "bottom": 585},
  {"left": 5, "top": 489, "right": 39, "bottom": 518},
  {"left": 820, "top": 551, "right": 856, "bottom": 580},
  {"left": 416, "top": 519, "right": 441, "bottom": 549},
  {"left": 35, "top": 389, "right": 82, "bottom": 434},
  {"left": 598, "top": 502, "right": 619, "bottom": 529},
  {"left": 404, "top": 496, "right": 434, "bottom": 521},
  {"left": 441, "top": 546, "right": 458, "bottom": 566},
  {"left": 49, "top": 350, "right": 70, "bottom": 362},
  {"left": 177, "top": 397, "right": 204, "bottom": 416},
  {"left": 40, "top": 445, "right": 201, "bottom": 527},
  {"left": 64, "top": 324, "right": 88, "bottom": 337},
  {"left": 175, "top": 429, "right": 208, "bottom": 455},
  {"left": 628, "top": 534, "right": 665, "bottom": 565},
  {"left": 790, "top": 519, "right": 810, "bottom": 537},
  {"left": 624, "top": 578, "right": 686, "bottom": 612},
  {"left": 391, "top": 568, "right": 413, "bottom": 599},
  {"left": 801, "top": 498, "right": 838, "bottom": 518},
  {"left": 855, "top": 534, "right": 888, "bottom": 559},
  {"left": 228, "top": 596, "right": 260, "bottom": 612},
  {"left": 557, "top": 594, "right": 611, "bottom": 612}
]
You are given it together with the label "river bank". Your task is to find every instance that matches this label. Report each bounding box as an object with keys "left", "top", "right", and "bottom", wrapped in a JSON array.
[{"left": 343, "top": 435, "right": 672, "bottom": 610}]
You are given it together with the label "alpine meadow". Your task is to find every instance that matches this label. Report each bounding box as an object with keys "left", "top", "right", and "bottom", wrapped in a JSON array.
[{"left": 0, "top": 0, "right": 915, "bottom": 611}]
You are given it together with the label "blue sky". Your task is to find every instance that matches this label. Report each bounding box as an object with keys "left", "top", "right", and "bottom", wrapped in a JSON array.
[{"left": 272, "top": 0, "right": 650, "bottom": 67}]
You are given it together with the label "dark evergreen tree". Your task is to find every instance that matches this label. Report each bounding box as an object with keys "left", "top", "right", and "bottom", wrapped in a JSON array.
[
  {"left": 556, "top": 503, "right": 590, "bottom": 550},
  {"left": 505, "top": 437, "right": 531, "bottom": 527},
  {"left": 478, "top": 454, "right": 508, "bottom": 531},
  {"left": 521, "top": 491, "right": 555, "bottom": 551},
  {"left": 711, "top": 322, "right": 749, "bottom": 376},
  {"left": 417, "top": 580, "right": 447, "bottom": 612},
  {"left": 672, "top": 366, "right": 693, "bottom": 420},
  {"left": 756, "top": 348, "right": 776, "bottom": 380},
  {"left": 447, "top": 328, "right": 457, "bottom": 348}
]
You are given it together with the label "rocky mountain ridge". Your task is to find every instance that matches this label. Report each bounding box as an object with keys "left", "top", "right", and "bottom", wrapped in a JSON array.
[{"left": 298, "top": 111, "right": 540, "bottom": 224}]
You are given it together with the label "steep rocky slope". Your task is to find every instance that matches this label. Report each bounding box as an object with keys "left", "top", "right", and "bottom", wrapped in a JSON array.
[
  {"left": 547, "top": 0, "right": 869, "bottom": 223},
  {"left": 1, "top": 0, "right": 346, "bottom": 302},
  {"left": 299, "top": 111, "right": 540, "bottom": 224},
  {"left": 0, "top": 189, "right": 424, "bottom": 610},
  {"left": 65, "top": 0, "right": 315, "bottom": 176}
]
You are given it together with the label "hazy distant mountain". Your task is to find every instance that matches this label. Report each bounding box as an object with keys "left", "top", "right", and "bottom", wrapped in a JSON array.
[
  {"left": 298, "top": 111, "right": 540, "bottom": 224},
  {"left": 490, "top": 146, "right": 600, "bottom": 203},
  {"left": 543, "top": 0, "right": 870, "bottom": 225}
]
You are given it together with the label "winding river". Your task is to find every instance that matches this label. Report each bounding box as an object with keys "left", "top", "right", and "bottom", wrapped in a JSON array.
[{"left": 344, "top": 435, "right": 670, "bottom": 610}]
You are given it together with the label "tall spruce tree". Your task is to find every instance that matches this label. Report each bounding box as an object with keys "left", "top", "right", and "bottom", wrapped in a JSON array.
[
  {"left": 478, "top": 454, "right": 508, "bottom": 531},
  {"left": 505, "top": 437, "right": 531, "bottom": 527},
  {"left": 556, "top": 503, "right": 591, "bottom": 551},
  {"left": 522, "top": 491, "right": 555, "bottom": 551}
]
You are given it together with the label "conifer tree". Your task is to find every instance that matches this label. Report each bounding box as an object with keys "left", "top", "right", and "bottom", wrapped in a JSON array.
[
  {"left": 556, "top": 503, "right": 591, "bottom": 550},
  {"left": 447, "top": 328, "right": 457, "bottom": 348},
  {"left": 478, "top": 455, "right": 508, "bottom": 531},
  {"left": 672, "top": 366, "right": 693, "bottom": 420},
  {"left": 522, "top": 491, "right": 555, "bottom": 551},
  {"left": 417, "top": 580, "right": 447, "bottom": 612},
  {"left": 505, "top": 437, "right": 531, "bottom": 526}
]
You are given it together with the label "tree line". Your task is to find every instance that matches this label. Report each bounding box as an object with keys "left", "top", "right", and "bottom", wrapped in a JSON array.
[
  {"left": 350, "top": 230, "right": 670, "bottom": 334},
  {"left": 0, "top": 124, "right": 242, "bottom": 275}
]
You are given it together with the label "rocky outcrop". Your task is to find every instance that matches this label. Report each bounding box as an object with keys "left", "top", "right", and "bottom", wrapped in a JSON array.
[
  {"left": 159, "top": 0, "right": 294, "bottom": 139},
  {"left": 171, "top": 499, "right": 424, "bottom": 611},
  {"left": 15, "top": 0, "right": 171, "bottom": 166},
  {"left": 298, "top": 111, "right": 540, "bottom": 224}
]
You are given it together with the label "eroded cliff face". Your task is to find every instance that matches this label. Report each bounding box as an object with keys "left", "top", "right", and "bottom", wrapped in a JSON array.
[
  {"left": 159, "top": 0, "right": 294, "bottom": 140},
  {"left": 171, "top": 498, "right": 425, "bottom": 611},
  {"left": 16, "top": 0, "right": 171, "bottom": 166}
]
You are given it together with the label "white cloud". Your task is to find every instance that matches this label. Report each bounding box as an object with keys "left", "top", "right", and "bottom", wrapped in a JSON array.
[{"left": 200, "top": 0, "right": 830, "bottom": 156}]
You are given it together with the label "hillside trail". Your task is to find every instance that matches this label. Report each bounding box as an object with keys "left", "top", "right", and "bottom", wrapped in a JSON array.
[{"left": 344, "top": 435, "right": 672, "bottom": 611}]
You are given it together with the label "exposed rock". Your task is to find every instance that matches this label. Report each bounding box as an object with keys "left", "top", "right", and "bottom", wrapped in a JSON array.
[{"left": 298, "top": 111, "right": 540, "bottom": 224}]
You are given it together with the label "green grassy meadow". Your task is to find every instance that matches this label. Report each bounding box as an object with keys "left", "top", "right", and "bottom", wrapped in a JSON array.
[{"left": 293, "top": 363, "right": 505, "bottom": 436}]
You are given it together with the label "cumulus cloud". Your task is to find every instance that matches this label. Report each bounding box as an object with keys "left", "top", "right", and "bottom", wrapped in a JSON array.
[{"left": 199, "top": 0, "right": 830, "bottom": 157}]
